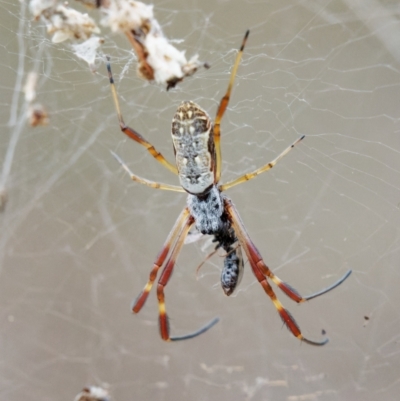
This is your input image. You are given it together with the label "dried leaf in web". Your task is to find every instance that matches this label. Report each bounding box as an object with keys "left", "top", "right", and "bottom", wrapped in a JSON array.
[{"left": 100, "top": 0, "right": 209, "bottom": 89}]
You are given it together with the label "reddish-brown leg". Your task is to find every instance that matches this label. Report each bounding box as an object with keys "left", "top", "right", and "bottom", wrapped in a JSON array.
[
  {"left": 156, "top": 215, "right": 219, "bottom": 341},
  {"left": 225, "top": 198, "right": 351, "bottom": 345},
  {"left": 106, "top": 59, "right": 178, "bottom": 175},
  {"left": 226, "top": 199, "right": 351, "bottom": 302},
  {"left": 132, "top": 208, "right": 190, "bottom": 313},
  {"left": 214, "top": 30, "right": 250, "bottom": 183}
]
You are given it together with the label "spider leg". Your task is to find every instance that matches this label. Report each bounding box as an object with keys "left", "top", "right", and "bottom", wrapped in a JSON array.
[
  {"left": 156, "top": 215, "right": 219, "bottom": 341},
  {"left": 132, "top": 208, "right": 191, "bottom": 313},
  {"left": 214, "top": 30, "right": 250, "bottom": 183},
  {"left": 106, "top": 58, "right": 178, "bottom": 175},
  {"left": 195, "top": 247, "right": 220, "bottom": 279},
  {"left": 225, "top": 198, "right": 332, "bottom": 346},
  {"left": 220, "top": 135, "right": 305, "bottom": 192},
  {"left": 111, "top": 151, "right": 185, "bottom": 192},
  {"left": 225, "top": 198, "right": 351, "bottom": 302},
  {"left": 241, "top": 228, "right": 351, "bottom": 302},
  {"left": 302, "top": 270, "right": 352, "bottom": 300}
]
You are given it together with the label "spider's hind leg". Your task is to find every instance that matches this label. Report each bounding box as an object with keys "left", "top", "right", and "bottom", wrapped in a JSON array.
[
  {"left": 106, "top": 58, "right": 178, "bottom": 175},
  {"left": 214, "top": 30, "right": 250, "bottom": 183}
]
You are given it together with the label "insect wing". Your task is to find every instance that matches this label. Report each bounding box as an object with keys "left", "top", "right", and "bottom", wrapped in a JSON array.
[{"left": 221, "top": 243, "right": 244, "bottom": 296}]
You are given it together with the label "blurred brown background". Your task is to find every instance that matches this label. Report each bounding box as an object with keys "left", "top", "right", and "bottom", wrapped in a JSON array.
[{"left": 1, "top": 1, "right": 399, "bottom": 400}]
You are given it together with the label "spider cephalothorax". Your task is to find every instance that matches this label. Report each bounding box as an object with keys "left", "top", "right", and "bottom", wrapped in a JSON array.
[
  {"left": 107, "top": 30, "right": 351, "bottom": 344},
  {"left": 187, "top": 186, "right": 225, "bottom": 234},
  {"left": 187, "top": 185, "right": 244, "bottom": 296}
]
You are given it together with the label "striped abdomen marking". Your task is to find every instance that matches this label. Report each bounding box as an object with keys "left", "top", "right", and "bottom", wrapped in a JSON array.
[{"left": 171, "top": 101, "right": 215, "bottom": 195}]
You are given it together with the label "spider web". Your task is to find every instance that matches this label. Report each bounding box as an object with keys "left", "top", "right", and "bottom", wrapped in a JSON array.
[{"left": 1, "top": 1, "right": 400, "bottom": 400}]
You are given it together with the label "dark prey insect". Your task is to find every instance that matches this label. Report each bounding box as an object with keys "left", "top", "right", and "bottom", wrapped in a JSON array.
[{"left": 107, "top": 30, "right": 352, "bottom": 345}]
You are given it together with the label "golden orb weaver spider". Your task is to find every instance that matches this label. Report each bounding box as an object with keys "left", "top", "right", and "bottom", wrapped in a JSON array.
[{"left": 107, "top": 30, "right": 351, "bottom": 345}]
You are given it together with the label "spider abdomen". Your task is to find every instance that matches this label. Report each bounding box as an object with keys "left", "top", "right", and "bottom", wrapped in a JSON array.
[{"left": 172, "top": 101, "right": 215, "bottom": 195}]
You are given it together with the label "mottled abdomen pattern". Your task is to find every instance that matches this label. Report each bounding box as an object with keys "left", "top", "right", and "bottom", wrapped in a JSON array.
[{"left": 171, "top": 101, "right": 215, "bottom": 195}]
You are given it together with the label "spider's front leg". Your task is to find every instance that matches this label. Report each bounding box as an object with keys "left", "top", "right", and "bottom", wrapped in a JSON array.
[
  {"left": 225, "top": 198, "right": 351, "bottom": 345},
  {"left": 155, "top": 214, "right": 219, "bottom": 341},
  {"left": 132, "top": 207, "right": 219, "bottom": 341},
  {"left": 131, "top": 208, "right": 190, "bottom": 313}
]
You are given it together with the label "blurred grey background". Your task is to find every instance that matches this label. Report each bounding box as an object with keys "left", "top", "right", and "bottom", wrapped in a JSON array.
[{"left": 1, "top": 1, "right": 400, "bottom": 400}]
